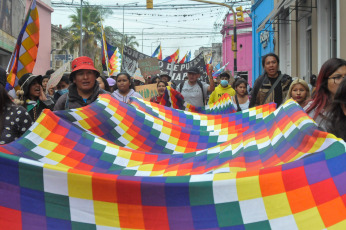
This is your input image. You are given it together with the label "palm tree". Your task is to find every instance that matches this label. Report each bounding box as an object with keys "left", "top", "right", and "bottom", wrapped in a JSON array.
[
  {"left": 63, "top": 3, "right": 113, "bottom": 60},
  {"left": 103, "top": 26, "right": 123, "bottom": 48},
  {"left": 103, "top": 27, "right": 139, "bottom": 51},
  {"left": 62, "top": 2, "right": 139, "bottom": 66},
  {"left": 123, "top": 34, "right": 140, "bottom": 50}
]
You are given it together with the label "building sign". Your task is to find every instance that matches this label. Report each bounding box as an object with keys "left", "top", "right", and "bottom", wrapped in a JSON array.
[
  {"left": 54, "top": 54, "right": 73, "bottom": 61},
  {"left": 0, "top": 30, "right": 15, "bottom": 52},
  {"left": 260, "top": 31, "right": 270, "bottom": 49}
]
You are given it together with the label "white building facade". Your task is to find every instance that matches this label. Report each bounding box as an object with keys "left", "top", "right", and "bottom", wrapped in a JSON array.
[{"left": 258, "top": 0, "right": 346, "bottom": 82}]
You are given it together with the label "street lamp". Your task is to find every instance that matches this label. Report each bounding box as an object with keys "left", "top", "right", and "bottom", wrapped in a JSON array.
[
  {"left": 122, "top": 2, "right": 138, "bottom": 52},
  {"left": 142, "top": 27, "right": 154, "bottom": 53}
]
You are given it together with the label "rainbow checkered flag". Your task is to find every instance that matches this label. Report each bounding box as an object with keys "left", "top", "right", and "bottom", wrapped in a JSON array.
[
  {"left": 151, "top": 44, "right": 162, "bottom": 60},
  {"left": 159, "top": 86, "right": 237, "bottom": 114},
  {"left": 101, "top": 23, "right": 121, "bottom": 76},
  {"left": 6, "top": 0, "right": 39, "bottom": 90},
  {"left": 179, "top": 52, "right": 189, "bottom": 64},
  {"left": 163, "top": 48, "right": 179, "bottom": 63},
  {"left": 108, "top": 46, "right": 121, "bottom": 75},
  {"left": 186, "top": 51, "right": 192, "bottom": 62},
  {"left": 0, "top": 95, "right": 345, "bottom": 229},
  {"left": 213, "top": 62, "right": 229, "bottom": 78},
  {"left": 0, "top": 95, "right": 346, "bottom": 229}
]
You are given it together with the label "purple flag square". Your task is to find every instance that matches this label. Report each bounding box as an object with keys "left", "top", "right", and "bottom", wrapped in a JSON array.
[
  {"left": 22, "top": 212, "right": 47, "bottom": 230},
  {"left": 0, "top": 182, "right": 21, "bottom": 210},
  {"left": 305, "top": 161, "right": 331, "bottom": 184},
  {"left": 332, "top": 171, "right": 346, "bottom": 195},
  {"left": 167, "top": 206, "right": 194, "bottom": 230}
]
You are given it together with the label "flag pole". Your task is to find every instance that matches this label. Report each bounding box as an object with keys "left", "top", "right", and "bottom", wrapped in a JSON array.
[
  {"left": 7, "top": 0, "right": 35, "bottom": 74},
  {"left": 100, "top": 19, "right": 110, "bottom": 78}
]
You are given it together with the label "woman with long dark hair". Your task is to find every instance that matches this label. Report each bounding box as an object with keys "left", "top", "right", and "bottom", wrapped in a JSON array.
[
  {"left": 97, "top": 75, "right": 111, "bottom": 92},
  {"left": 232, "top": 78, "right": 249, "bottom": 111},
  {"left": 304, "top": 58, "right": 346, "bottom": 130},
  {"left": 111, "top": 72, "right": 143, "bottom": 103},
  {"left": 0, "top": 67, "right": 33, "bottom": 145},
  {"left": 323, "top": 77, "right": 346, "bottom": 141}
]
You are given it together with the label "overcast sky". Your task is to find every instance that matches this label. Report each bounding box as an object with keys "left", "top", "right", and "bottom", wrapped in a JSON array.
[{"left": 51, "top": 0, "right": 250, "bottom": 60}]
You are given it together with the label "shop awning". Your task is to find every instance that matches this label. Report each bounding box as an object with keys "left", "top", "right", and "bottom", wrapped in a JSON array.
[{"left": 256, "top": 0, "right": 297, "bottom": 33}]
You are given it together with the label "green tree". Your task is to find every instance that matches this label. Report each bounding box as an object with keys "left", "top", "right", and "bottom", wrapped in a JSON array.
[
  {"left": 103, "top": 27, "right": 139, "bottom": 51},
  {"left": 103, "top": 26, "right": 123, "bottom": 48},
  {"left": 123, "top": 34, "right": 140, "bottom": 50},
  {"left": 63, "top": 2, "right": 113, "bottom": 60},
  {"left": 62, "top": 2, "right": 139, "bottom": 67}
]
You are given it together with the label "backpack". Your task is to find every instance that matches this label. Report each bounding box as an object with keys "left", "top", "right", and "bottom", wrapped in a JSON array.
[{"left": 179, "top": 80, "right": 205, "bottom": 105}]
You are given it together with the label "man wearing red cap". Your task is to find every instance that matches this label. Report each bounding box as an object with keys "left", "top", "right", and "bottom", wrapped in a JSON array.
[{"left": 54, "top": 56, "right": 107, "bottom": 110}]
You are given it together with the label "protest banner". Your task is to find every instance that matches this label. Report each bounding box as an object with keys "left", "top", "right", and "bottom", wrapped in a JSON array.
[
  {"left": 133, "top": 67, "right": 145, "bottom": 82},
  {"left": 135, "top": 83, "right": 158, "bottom": 101},
  {"left": 46, "top": 62, "right": 70, "bottom": 93},
  {"left": 138, "top": 58, "right": 161, "bottom": 77},
  {"left": 122, "top": 46, "right": 208, "bottom": 87}
]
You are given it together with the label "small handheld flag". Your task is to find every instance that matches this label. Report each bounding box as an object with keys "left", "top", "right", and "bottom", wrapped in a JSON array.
[{"left": 6, "top": 0, "right": 40, "bottom": 90}]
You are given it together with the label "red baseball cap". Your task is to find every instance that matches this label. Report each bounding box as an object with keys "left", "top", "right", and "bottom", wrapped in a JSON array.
[{"left": 70, "top": 56, "right": 100, "bottom": 81}]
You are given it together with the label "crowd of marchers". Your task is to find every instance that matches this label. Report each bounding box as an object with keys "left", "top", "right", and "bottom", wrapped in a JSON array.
[{"left": 1, "top": 54, "right": 346, "bottom": 145}]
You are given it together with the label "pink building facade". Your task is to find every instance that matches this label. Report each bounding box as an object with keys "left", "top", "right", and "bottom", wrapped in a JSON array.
[
  {"left": 26, "top": 0, "right": 53, "bottom": 75},
  {"left": 221, "top": 13, "right": 253, "bottom": 85}
]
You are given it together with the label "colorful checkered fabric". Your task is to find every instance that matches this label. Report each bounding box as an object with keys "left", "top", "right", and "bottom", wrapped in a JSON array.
[
  {"left": 160, "top": 86, "right": 237, "bottom": 114},
  {"left": 0, "top": 95, "right": 345, "bottom": 229},
  {"left": 6, "top": 0, "right": 39, "bottom": 89},
  {"left": 130, "top": 96, "right": 276, "bottom": 132}
]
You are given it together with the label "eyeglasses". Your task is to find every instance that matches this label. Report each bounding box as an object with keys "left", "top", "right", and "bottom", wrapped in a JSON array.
[{"left": 328, "top": 75, "right": 345, "bottom": 84}]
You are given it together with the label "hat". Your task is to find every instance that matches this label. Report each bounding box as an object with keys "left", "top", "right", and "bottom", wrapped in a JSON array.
[
  {"left": 159, "top": 71, "right": 171, "bottom": 81},
  {"left": 70, "top": 56, "right": 100, "bottom": 81},
  {"left": 107, "top": 77, "right": 116, "bottom": 87},
  {"left": 0, "top": 67, "right": 6, "bottom": 87},
  {"left": 187, "top": 66, "right": 200, "bottom": 74},
  {"left": 18, "top": 73, "right": 42, "bottom": 96}
]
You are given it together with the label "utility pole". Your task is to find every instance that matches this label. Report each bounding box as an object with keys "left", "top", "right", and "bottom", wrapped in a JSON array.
[
  {"left": 121, "top": 2, "right": 138, "bottom": 60},
  {"left": 142, "top": 27, "right": 153, "bottom": 53},
  {"left": 80, "top": 0, "right": 83, "bottom": 56},
  {"left": 189, "top": 0, "right": 239, "bottom": 75}
]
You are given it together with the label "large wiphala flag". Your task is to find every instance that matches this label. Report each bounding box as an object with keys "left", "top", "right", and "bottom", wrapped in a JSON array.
[{"left": 0, "top": 94, "right": 345, "bottom": 229}]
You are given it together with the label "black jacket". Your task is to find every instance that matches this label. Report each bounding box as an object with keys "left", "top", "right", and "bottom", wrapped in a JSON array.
[
  {"left": 25, "top": 99, "right": 54, "bottom": 121},
  {"left": 54, "top": 82, "right": 107, "bottom": 110},
  {"left": 249, "top": 72, "right": 292, "bottom": 108}
]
